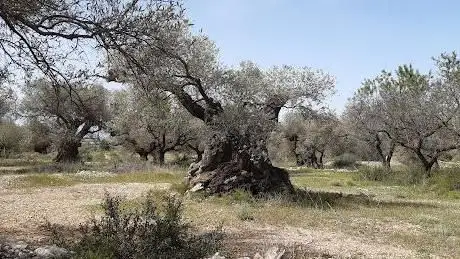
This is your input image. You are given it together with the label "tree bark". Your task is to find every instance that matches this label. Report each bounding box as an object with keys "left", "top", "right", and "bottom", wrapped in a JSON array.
[
  {"left": 138, "top": 151, "right": 149, "bottom": 161},
  {"left": 155, "top": 150, "right": 166, "bottom": 165},
  {"left": 175, "top": 89, "right": 293, "bottom": 194},
  {"left": 186, "top": 132, "right": 294, "bottom": 195},
  {"left": 55, "top": 138, "right": 81, "bottom": 162},
  {"left": 318, "top": 151, "right": 324, "bottom": 169},
  {"left": 375, "top": 135, "right": 394, "bottom": 169},
  {"left": 414, "top": 149, "right": 436, "bottom": 177},
  {"left": 288, "top": 135, "right": 305, "bottom": 166}
]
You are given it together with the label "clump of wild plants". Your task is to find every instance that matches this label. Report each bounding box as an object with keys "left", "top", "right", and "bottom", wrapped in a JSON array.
[
  {"left": 49, "top": 193, "right": 223, "bottom": 259},
  {"left": 331, "top": 153, "right": 359, "bottom": 169},
  {"left": 356, "top": 166, "right": 390, "bottom": 181}
]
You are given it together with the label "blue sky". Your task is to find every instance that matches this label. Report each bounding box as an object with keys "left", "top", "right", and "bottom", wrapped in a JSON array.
[{"left": 185, "top": 0, "right": 460, "bottom": 113}]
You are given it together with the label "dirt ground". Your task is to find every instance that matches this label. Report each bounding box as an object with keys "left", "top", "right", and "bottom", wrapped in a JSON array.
[{"left": 0, "top": 174, "right": 420, "bottom": 258}]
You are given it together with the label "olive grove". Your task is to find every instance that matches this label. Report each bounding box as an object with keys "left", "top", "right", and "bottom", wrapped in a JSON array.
[
  {"left": 110, "top": 86, "right": 201, "bottom": 164},
  {"left": 344, "top": 54, "right": 460, "bottom": 175}
]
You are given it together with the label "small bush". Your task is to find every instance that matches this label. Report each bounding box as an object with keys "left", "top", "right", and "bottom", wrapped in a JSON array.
[
  {"left": 229, "top": 189, "right": 254, "bottom": 203},
  {"left": 0, "top": 122, "right": 25, "bottom": 157},
  {"left": 49, "top": 193, "right": 223, "bottom": 259},
  {"left": 355, "top": 166, "right": 426, "bottom": 185},
  {"left": 331, "top": 153, "right": 359, "bottom": 168},
  {"left": 99, "top": 139, "right": 112, "bottom": 151},
  {"left": 237, "top": 204, "right": 255, "bottom": 221},
  {"left": 357, "top": 166, "right": 390, "bottom": 181},
  {"left": 429, "top": 168, "right": 460, "bottom": 197}
]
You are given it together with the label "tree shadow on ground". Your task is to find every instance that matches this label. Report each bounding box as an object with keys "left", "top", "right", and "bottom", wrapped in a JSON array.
[{"left": 259, "top": 188, "right": 440, "bottom": 210}]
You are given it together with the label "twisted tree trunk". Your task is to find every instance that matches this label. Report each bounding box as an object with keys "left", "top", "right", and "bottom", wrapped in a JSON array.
[
  {"left": 186, "top": 132, "right": 294, "bottom": 195},
  {"left": 175, "top": 89, "right": 294, "bottom": 194}
]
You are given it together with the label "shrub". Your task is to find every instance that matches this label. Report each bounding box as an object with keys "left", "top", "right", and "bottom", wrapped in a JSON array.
[
  {"left": 357, "top": 166, "right": 390, "bottom": 181},
  {"left": 0, "top": 122, "right": 25, "bottom": 157},
  {"left": 355, "top": 166, "right": 425, "bottom": 185},
  {"left": 237, "top": 204, "right": 255, "bottom": 221},
  {"left": 331, "top": 153, "right": 358, "bottom": 168},
  {"left": 49, "top": 193, "right": 223, "bottom": 259},
  {"left": 428, "top": 168, "right": 460, "bottom": 197},
  {"left": 99, "top": 139, "right": 112, "bottom": 151}
]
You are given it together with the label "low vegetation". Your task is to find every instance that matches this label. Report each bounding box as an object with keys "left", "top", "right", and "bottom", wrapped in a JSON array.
[
  {"left": 47, "top": 194, "right": 223, "bottom": 259},
  {"left": 1, "top": 155, "right": 459, "bottom": 257}
]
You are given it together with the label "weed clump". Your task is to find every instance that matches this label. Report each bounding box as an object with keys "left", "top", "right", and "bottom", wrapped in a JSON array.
[
  {"left": 355, "top": 166, "right": 426, "bottom": 185},
  {"left": 356, "top": 166, "right": 391, "bottom": 182},
  {"left": 331, "top": 153, "right": 359, "bottom": 169},
  {"left": 49, "top": 193, "right": 223, "bottom": 259}
]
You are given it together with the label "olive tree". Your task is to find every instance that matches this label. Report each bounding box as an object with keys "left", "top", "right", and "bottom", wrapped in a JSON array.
[
  {"left": 0, "top": 122, "right": 25, "bottom": 157},
  {"left": 21, "top": 78, "right": 109, "bottom": 162},
  {"left": 26, "top": 118, "right": 52, "bottom": 154},
  {"left": 109, "top": 20, "right": 335, "bottom": 194},
  {"left": 0, "top": 86, "right": 15, "bottom": 121},
  {"left": 282, "top": 111, "right": 343, "bottom": 168},
  {"left": 344, "top": 90, "right": 396, "bottom": 169},
  {"left": 361, "top": 54, "right": 460, "bottom": 175},
  {"left": 110, "top": 87, "right": 197, "bottom": 164}
]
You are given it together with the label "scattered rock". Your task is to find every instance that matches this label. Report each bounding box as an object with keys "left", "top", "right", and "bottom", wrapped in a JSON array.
[
  {"left": 263, "top": 246, "right": 285, "bottom": 259},
  {"left": 76, "top": 170, "right": 114, "bottom": 178},
  {"left": 34, "top": 245, "right": 69, "bottom": 258},
  {"left": 189, "top": 183, "right": 204, "bottom": 192},
  {"left": 208, "top": 246, "right": 285, "bottom": 259},
  {"left": 208, "top": 252, "right": 226, "bottom": 259},
  {"left": 0, "top": 242, "right": 35, "bottom": 259},
  {"left": 12, "top": 241, "right": 28, "bottom": 250}
]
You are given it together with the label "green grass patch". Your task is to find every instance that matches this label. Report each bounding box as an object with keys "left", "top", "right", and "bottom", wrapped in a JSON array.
[
  {"left": 8, "top": 170, "right": 185, "bottom": 189},
  {"left": 94, "top": 171, "right": 184, "bottom": 184},
  {"left": 290, "top": 169, "right": 361, "bottom": 189},
  {"left": 10, "top": 174, "right": 77, "bottom": 188}
]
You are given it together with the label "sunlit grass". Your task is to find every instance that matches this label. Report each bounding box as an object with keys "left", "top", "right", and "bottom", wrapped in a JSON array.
[
  {"left": 8, "top": 170, "right": 185, "bottom": 189},
  {"left": 9, "top": 174, "right": 77, "bottom": 188}
]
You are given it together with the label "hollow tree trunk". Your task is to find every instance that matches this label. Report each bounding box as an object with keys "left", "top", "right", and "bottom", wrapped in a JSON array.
[
  {"left": 55, "top": 139, "right": 81, "bottom": 162},
  {"left": 175, "top": 89, "right": 293, "bottom": 194},
  {"left": 186, "top": 133, "right": 294, "bottom": 195}
]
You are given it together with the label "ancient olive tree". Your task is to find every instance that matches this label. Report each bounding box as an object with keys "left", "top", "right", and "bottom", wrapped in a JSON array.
[
  {"left": 108, "top": 13, "right": 335, "bottom": 194},
  {"left": 110, "top": 87, "right": 198, "bottom": 164},
  {"left": 21, "top": 78, "right": 109, "bottom": 162},
  {"left": 362, "top": 54, "right": 460, "bottom": 175},
  {"left": 344, "top": 89, "right": 396, "bottom": 169}
]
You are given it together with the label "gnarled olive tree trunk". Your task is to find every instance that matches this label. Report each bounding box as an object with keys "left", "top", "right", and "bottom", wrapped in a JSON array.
[
  {"left": 173, "top": 84, "right": 295, "bottom": 195},
  {"left": 186, "top": 132, "right": 294, "bottom": 195}
]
